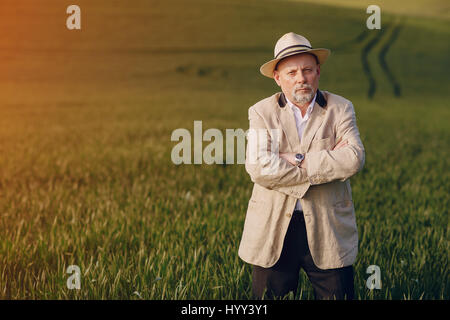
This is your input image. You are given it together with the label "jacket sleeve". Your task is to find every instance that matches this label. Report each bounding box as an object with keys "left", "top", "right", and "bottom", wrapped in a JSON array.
[
  {"left": 305, "top": 101, "right": 365, "bottom": 185},
  {"left": 245, "top": 106, "right": 311, "bottom": 199}
]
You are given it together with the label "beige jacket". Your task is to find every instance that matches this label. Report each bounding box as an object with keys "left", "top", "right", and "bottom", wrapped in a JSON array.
[{"left": 238, "top": 90, "right": 365, "bottom": 269}]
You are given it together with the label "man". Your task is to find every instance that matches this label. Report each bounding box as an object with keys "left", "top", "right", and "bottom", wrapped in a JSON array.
[{"left": 238, "top": 32, "right": 365, "bottom": 300}]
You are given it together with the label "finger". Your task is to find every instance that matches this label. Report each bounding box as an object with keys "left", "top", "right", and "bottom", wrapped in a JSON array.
[{"left": 333, "top": 140, "right": 348, "bottom": 150}]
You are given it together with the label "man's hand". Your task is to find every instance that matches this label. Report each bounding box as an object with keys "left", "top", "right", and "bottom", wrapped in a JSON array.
[
  {"left": 279, "top": 152, "right": 308, "bottom": 168},
  {"left": 279, "top": 152, "right": 297, "bottom": 166},
  {"left": 280, "top": 152, "right": 306, "bottom": 168},
  {"left": 333, "top": 139, "right": 348, "bottom": 150}
]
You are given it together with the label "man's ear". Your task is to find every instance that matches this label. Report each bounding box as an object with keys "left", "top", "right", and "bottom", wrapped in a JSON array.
[
  {"left": 273, "top": 70, "right": 281, "bottom": 87},
  {"left": 316, "top": 64, "right": 321, "bottom": 77}
]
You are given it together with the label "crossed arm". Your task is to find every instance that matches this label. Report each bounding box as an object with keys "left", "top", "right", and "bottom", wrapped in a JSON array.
[
  {"left": 245, "top": 102, "right": 365, "bottom": 198},
  {"left": 279, "top": 139, "right": 348, "bottom": 169}
]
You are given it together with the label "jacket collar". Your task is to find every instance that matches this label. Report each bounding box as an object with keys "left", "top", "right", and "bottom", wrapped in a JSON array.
[{"left": 278, "top": 89, "right": 327, "bottom": 108}]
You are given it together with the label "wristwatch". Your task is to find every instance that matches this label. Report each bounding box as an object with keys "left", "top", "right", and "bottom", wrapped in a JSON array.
[{"left": 294, "top": 153, "right": 304, "bottom": 166}]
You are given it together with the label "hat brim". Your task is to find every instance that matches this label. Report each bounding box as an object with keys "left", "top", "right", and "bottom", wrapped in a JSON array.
[{"left": 260, "top": 48, "right": 330, "bottom": 78}]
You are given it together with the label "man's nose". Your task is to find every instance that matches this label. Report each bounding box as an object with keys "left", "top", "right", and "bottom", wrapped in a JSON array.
[{"left": 295, "top": 72, "right": 307, "bottom": 83}]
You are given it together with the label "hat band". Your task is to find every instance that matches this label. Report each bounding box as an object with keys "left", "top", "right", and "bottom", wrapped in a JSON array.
[
  {"left": 277, "top": 48, "right": 314, "bottom": 60},
  {"left": 275, "top": 44, "right": 312, "bottom": 59}
]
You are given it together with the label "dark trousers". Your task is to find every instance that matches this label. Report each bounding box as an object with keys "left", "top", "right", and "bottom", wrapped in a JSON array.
[{"left": 252, "top": 210, "right": 354, "bottom": 300}]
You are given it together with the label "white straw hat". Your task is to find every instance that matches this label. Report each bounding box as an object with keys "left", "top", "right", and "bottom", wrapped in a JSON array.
[{"left": 260, "top": 32, "right": 330, "bottom": 78}]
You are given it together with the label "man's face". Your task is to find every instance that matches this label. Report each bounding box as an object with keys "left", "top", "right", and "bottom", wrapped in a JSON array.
[{"left": 273, "top": 53, "right": 320, "bottom": 106}]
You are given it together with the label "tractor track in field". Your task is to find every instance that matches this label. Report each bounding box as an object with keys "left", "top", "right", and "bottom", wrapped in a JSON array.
[
  {"left": 361, "top": 27, "right": 386, "bottom": 99},
  {"left": 335, "top": 21, "right": 403, "bottom": 99},
  {"left": 378, "top": 23, "right": 403, "bottom": 97}
]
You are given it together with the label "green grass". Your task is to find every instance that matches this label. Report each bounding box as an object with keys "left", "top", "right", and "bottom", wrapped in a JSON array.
[{"left": 0, "top": 0, "right": 448, "bottom": 299}]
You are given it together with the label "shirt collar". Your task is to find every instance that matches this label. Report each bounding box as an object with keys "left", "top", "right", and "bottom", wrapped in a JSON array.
[{"left": 287, "top": 92, "right": 317, "bottom": 118}]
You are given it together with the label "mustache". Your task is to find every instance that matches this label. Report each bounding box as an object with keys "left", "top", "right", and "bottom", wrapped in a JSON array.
[{"left": 294, "top": 84, "right": 313, "bottom": 91}]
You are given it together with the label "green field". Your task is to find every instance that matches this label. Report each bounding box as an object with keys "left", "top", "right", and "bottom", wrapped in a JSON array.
[{"left": 0, "top": 0, "right": 448, "bottom": 299}]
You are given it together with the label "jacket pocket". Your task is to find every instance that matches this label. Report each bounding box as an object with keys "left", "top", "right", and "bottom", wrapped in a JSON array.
[
  {"left": 242, "top": 199, "right": 273, "bottom": 244},
  {"left": 332, "top": 200, "right": 357, "bottom": 241},
  {"left": 247, "top": 198, "right": 269, "bottom": 215}
]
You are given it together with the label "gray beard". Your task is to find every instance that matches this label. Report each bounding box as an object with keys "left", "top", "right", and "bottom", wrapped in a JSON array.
[{"left": 292, "top": 84, "right": 315, "bottom": 105}]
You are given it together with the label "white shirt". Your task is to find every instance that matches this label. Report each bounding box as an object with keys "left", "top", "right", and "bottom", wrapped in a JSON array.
[{"left": 286, "top": 93, "right": 316, "bottom": 211}]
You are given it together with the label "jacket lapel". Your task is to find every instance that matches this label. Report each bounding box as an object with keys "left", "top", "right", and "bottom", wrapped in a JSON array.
[
  {"left": 300, "top": 90, "right": 327, "bottom": 153},
  {"left": 275, "top": 93, "right": 301, "bottom": 152}
]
